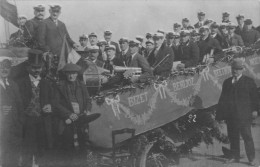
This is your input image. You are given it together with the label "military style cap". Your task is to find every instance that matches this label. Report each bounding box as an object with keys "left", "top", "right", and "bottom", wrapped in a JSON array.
[
  {"left": 210, "top": 22, "right": 219, "bottom": 29},
  {"left": 62, "top": 63, "right": 81, "bottom": 72},
  {"left": 105, "top": 45, "right": 116, "bottom": 51},
  {"left": 166, "top": 32, "right": 175, "bottom": 38},
  {"left": 34, "top": 4, "right": 45, "bottom": 11},
  {"left": 173, "top": 23, "right": 181, "bottom": 28},
  {"left": 231, "top": 58, "right": 244, "bottom": 69},
  {"left": 97, "top": 39, "right": 107, "bottom": 46},
  {"left": 49, "top": 4, "right": 61, "bottom": 11},
  {"left": 145, "top": 40, "right": 154, "bottom": 45},
  {"left": 222, "top": 12, "right": 230, "bottom": 17},
  {"left": 28, "top": 49, "right": 44, "bottom": 67},
  {"left": 187, "top": 25, "right": 194, "bottom": 29},
  {"left": 146, "top": 33, "right": 152, "bottom": 38},
  {"left": 136, "top": 36, "right": 144, "bottom": 42},
  {"left": 236, "top": 14, "right": 245, "bottom": 20},
  {"left": 88, "top": 32, "right": 97, "bottom": 38},
  {"left": 182, "top": 18, "right": 189, "bottom": 22},
  {"left": 227, "top": 23, "right": 236, "bottom": 29},
  {"left": 104, "top": 30, "right": 112, "bottom": 35},
  {"left": 180, "top": 30, "right": 191, "bottom": 37},
  {"left": 88, "top": 45, "right": 99, "bottom": 51},
  {"left": 199, "top": 26, "right": 210, "bottom": 33},
  {"left": 244, "top": 19, "right": 252, "bottom": 25},
  {"left": 129, "top": 40, "right": 141, "bottom": 47},
  {"left": 79, "top": 34, "right": 88, "bottom": 40},
  {"left": 119, "top": 37, "right": 129, "bottom": 43},
  {"left": 198, "top": 11, "right": 206, "bottom": 16},
  {"left": 219, "top": 23, "right": 228, "bottom": 29}
]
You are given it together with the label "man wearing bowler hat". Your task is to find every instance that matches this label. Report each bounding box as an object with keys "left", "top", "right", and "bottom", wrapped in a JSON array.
[
  {"left": 104, "top": 30, "right": 120, "bottom": 56},
  {"left": 53, "top": 63, "right": 92, "bottom": 150},
  {"left": 241, "top": 19, "right": 260, "bottom": 47},
  {"left": 38, "top": 4, "right": 78, "bottom": 57},
  {"left": 216, "top": 58, "right": 259, "bottom": 166}
]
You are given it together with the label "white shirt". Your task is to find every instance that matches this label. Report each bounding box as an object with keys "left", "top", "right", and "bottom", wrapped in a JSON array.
[
  {"left": 232, "top": 74, "right": 242, "bottom": 84},
  {"left": 0, "top": 78, "right": 9, "bottom": 89},
  {"left": 122, "top": 47, "right": 129, "bottom": 55},
  {"left": 29, "top": 74, "right": 41, "bottom": 87},
  {"left": 131, "top": 52, "right": 138, "bottom": 60},
  {"left": 211, "top": 33, "right": 217, "bottom": 38}
]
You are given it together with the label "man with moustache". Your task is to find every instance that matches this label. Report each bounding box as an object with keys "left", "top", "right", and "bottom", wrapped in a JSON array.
[
  {"left": 194, "top": 11, "right": 206, "bottom": 29},
  {"left": 225, "top": 23, "right": 244, "bottom": 47},
  {"left": 89, "top": 32, "right": 98, "bottom": 46},
  {"left": 144, "top": 40, "right": 154, "bottom": 59},
  {"left": 103, "top": 45, "right": 124, "bottom": 73},
  {"left": 118, "top": 37, "right": 131, "bottom": 64},
  {"left": 235, "top": 14, "right": 246, "bottom": 36},
  {"left": 104, "top": 30, "right": 120, "bottom": 56},
  {"left": 241, "top": 19, "right": 260, "bottom": 47},
  {"left": 38, "top": 4, "right": 78, "bottom": 57}
]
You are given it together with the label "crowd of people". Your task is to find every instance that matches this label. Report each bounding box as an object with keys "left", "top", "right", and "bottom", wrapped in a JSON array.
[{"left": 1, "top": 3, "right": 260, "bottom": 167}]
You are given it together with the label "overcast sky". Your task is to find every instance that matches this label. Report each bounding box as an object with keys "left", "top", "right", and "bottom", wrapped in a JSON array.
[{"left": 1, "top": 0, "right": 260, "bottom": 44}]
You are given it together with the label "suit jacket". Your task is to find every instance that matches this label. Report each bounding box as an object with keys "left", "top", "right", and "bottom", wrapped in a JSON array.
[
  {"left": 176, "top": 40, "right": 200, "bottom": 68},
  {"left": 53, "top": 80, "right": 92, "bottom": 120},
  {"left": 216, "top": 75, "right": 259, "bottom": 125},
  {"left": 103, "top": 57, "right": 124, "bottom": 72},
  {"left": 241, "top": 29, "right": 260, "bottom": 47},
  {"left": 147, "top": 43, "right": 174, "bottom": 76},
  {"left": 225, "top": 33, "right": 244, "bottom": 47},
  {"left": 235, "top": 24, "right": 247, "bottom": 36},
  {"left": 108, "top": 41, "right": 120, "bottom": 56},
  {"left": 38, "top": 17, "right": 75, "bottom": 56},
  {"left": 24, "top": 17, "right": 42, "bottom": 41},
  {"left": 212, "top": 33, "right": 228, "bottom": 49},
  {"left": 120, "top": 48, "right": 131, "bottom": 63}
]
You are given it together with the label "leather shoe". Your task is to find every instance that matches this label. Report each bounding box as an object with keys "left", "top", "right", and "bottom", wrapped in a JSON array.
[
  {"left": 248, "top": 160, "right": 257, "bottom": 166},
  {"left": 225, "top": 158, "right": 239, "bottom": 163}
]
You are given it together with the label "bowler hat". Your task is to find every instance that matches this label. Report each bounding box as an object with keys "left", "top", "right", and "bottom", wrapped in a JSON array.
[
  {"left": 62, "top": 63, "right": 81, "bottom": 72},
  {"left": 244, "top": 19, "right": 252, "bottom": 25},
  {"left": 27, "top": 49, "right": 44, "bottom": 67},
  {"left": 231, "top": 59, "right": 244, "bottom": 69}
]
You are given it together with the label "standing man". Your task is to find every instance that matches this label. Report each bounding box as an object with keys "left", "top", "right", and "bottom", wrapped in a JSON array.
[
  {"left": 166, "top": 32, "right": 175, "bottom": 47},
  {"left": 216, "top": 58, "right": 259, "bottom": 166},
  {"left": 24, "top": 4, "right": 46, "bottom": 46},
  {"left": 210, "top": 23, "right": 227, "bottom": 48},
  {"left": 225, "top": 23, "right": 244, "bottom": 47},
  {"left": 9, "top": 15, "right": 28, "bottom": 47},
  {"left": 222, "top": 12, "right": 231, "bottom": 23},
  {"left": 181, "top": 18, "right": 190, "bottom": 30},
  {"left": 118, "top": 37, "right": 131, "bottom": 64},
  {"left": 235, "top": 14, "right": 246, "bottom": 36},
  {"left": 241, "top": 19, "right": 260, "bottom": 47},
  {"left": 89, "top": 32, "right": 98, "bottom": 46},
  {"left": 38, "top": 4, "right": 78, "bottom": 57},
  {"left": 194, "top": 11, "right": 206, "bottom": 29},
  {"left": 78, "top": 34, "right": 89, "bottom": 51},
  {"left": 104, "top": 30, "right": 120, "bottom": 55},
  {"left": 144, "top": 40, "right": 154, "bottom": 59},
  {"left": 171, "top": 32, "right": 181, "bottom": 59},
  {"left": 173, "top": 23, "right": 182, "bottom": 33}
]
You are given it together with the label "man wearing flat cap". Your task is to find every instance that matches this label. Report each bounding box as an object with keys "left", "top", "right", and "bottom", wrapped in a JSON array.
[
  {"left": 146, "top": 33, "right": 153, "bottom": 40},
  {"left": 210, "top": 23, "right": 227, "bottom": 48},
  {"left": 38, "top": 4, "right": 78, "bottom": 57},
  {"left": 235, "top": 14, "right": 246, "bottom": 36},
  {"left": 23, "top": 4, "right": 46, "bottom": 46},
  {"left": 175, "top": 30, "right": 200, "bottom": 68},
  {"left": 89, "top": 32, "right": 98, "bottom": 46},
  {"left": 173, "top": 23, "right": 182, "bottom": 33},
  {"left": 119, "top": 38, "right": 131, "bottom": 64},
  {"left": 171, "top": 32, "right": 181, "bottom": 59},
  {"left": 53, "top": 63, "right": 92, "bottom": 150},
  {"left": 97, "top": 39, "right": 108, "bottom": 62},
  {"left": 15, "top": 49, "right": 54, "bottom": 166},
  {"left": 144, "top": 40, "right": 154, "bottom": 59},
  {"left": 87, "top": 45, "right": 104, "bottom": 67},
  {"left": 241, "top": 19, "right": 260, "bottom": 47},
  {"left": 222, "top": 12, "right": 231, "bottom": 23},
  {"left": 216, "top": 58, "right": 259, "bottom": 166},
  {"left": 166, "top": 32, "right": 175, "bottom": 47},
  {"left": 225, "top": 23, "right": 244, "bottom": 47},
  {"left": 147, "top": 32, "right": 174, "bottom": 77},
  {"left": 0, "top": 57, "right": 23, "bottom": 167},
  {"left": 104, "top": 30, "right": 120, "bottom": 56},
  {"left": 103, "top": 45, "right": 124, "bottom": 72},
  {"left": 194, "top": 11, "right": 206, "bottom": 29},
  {"left": 181, "top": 18, "right": 190, "bottom": 30}
]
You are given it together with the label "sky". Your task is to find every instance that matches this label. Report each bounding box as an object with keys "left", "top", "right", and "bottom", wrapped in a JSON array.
[{"left": 1, "top": 0, "right": 260, "bottom": 45}]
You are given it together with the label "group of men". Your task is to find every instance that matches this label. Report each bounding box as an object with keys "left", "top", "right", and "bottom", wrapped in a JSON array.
[{"left": 2, "top": 3, "right": 260, "bottom": 167}]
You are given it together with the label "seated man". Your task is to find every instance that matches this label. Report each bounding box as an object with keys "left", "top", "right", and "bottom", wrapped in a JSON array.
[
  {"left": 103, "top": 45, "right": 124, "bottom": 73},
  {"left": 53, "top": 63, "right": 92, "bottom": 150}
]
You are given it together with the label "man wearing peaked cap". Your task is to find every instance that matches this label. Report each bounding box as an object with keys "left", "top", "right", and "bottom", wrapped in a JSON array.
[
  {"left": 182, "top": 18, "right": 190, "bottom": 30},
  {"left": 97, "top": 39, "right": 108, "bottom": 61},
  {"left": 225, "top": 23, "right": 244, "bottom": 47},
  {"left": 24, "top": 4, "right": 46, "bottom": 42},
  {"left": 136, "top": 36, "right": 146, "bottom": 56},
  {"left": 119, "top": 37, "right": 131, "bottom": 63},
  {"left": 103, "top": 30, "right": 120, "bottom": 56},
  {"left": 88, "top": 45, "right": 104, "bottom": 67},
  {"left": 103, "top": 45, "right": 124, "bottom": 72},
  {"left": 173, "top": 23, "right": 182, "bottom": 33},
  {"left": 241, "top": 19, "right": 260, "bottom": 47},
  {"left": 89, "top": 32, "right": 98, "bottom": 46},
  {"left": 210, "top": 22, "right": 227, "bottom": 48},
  {"left": 216, "top": 58, "right": 259, "bottom": 166},
  {"left": 146, "top": 33, "right": 153, "bottom": 40},
  {"left": 235, "top": 14, "right": 246, "bottom": 36},
  {"left": 194, "top": 11, "right": 206, "bottom": 29},
  {"left": 222, "top": 12, "right": 231, "bottom": 23}
]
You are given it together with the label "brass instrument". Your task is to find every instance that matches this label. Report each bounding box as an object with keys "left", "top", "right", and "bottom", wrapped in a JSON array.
[{"left": 114, "top": 66, "right": 142, "bottom": 78}]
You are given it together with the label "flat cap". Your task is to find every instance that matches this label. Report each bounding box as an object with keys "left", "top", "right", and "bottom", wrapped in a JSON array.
[
  {"left": 146, "top": 32, "right": 152, "bottom": 38},
  {"left": 191, "top": 30, "right": 200, "bottom": 37},
  {"left": 244, "top": 19, "right": 252, "bottom": 25},
  {"left": 157, "top": 29, "right": 165, "bottom": 34},
  {"left": 227, "top": 22, "right": 236, "bottom": 29},
  {"left": 88, "top": 45, "right": 99, "bottom": 51},
  {"left": 136, "top": 35, "right": 144, "bottom": 42},
  {"left": 222, "top": 12, "right": 230, "bottom": 17},
  {"left": 153, "top": 32, "right": 164, "bottom": 38},
  {"left": 231, "top": 58, "right": 244, "bottom": 69},
  {"left": 180, "top": 30, "right": 191, "bottom": 37},
  {"left": 119, "top": 37, "right": 129, "bottom": 43},
  {"left": 79, "top": 34, "right": 88, "bottom": 39},
  {"left": 204, "top": 19, "right": 214, "bottom": 25},
  {"left": 97, "top": 39, "right": 107, "bottom": 46},
  {"left": 88, "top": 32, "right": 97, "bottom": 38},
  {"left": 198, "top": 11, "right": 206, "bottom": 16},
  {"left": 187, "top": 25, "right": 195, "bottom": 29},
  {"left": 49, "top": 4, "right": 61, "bottom": 11},
  {"left": 236, "top": 14, "right": 245, "bottom": 19},
  {"left": 104, "top": 30, "right": 112, "bottom": 35},
  {"left": 199, "top": 26, "right": 210, "bottom": 33},
  {"left": 129, "top": 39, "right": 141, "bottom": 46},
  {"left": 145, "top": 40, "right": 154, "bottom": 45},
  {"left": 62, "top": 63, "right": 81, "bottom": 72},
  {"left": 34, "top": 4, "right": 45, "bottom": 11},
  {"left": 173, "top": 23, "right": 181, "bottom": 28},
  {"left": 105, "top": 45, "right": 116, "bottom": 51},
  {"left": 166, "top": 32, "right": 175, "bottom": 38},
  {"left": 219, "top": 23, "right": 228, "bottom": 29},
  {"left": 210, "top": 22, "right": 219, "bottom": 29},
  {"left": 182, "top": 18, "right": 189, "bottom": 22}
]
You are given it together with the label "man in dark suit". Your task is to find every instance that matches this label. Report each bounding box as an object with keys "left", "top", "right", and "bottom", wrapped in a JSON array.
[
  {"left": 216, "top": 58, "right": 259, "bottom": 166},
  {"left": 147, "top": 33, "right": 174, "bottom": 77},
  {"left": 103, "top": 45, "right": 124, "bottom": 72},
  {"left": 175, "top": 30, "right": 200, "bottom": 68},
  {"left": 171, "top": 32, "right": 181, "bottom": 58},
  {"left": 235, "top": 14, "right": 246, "bottom": 36},
  {"left": 78, "top": 34, "right": 89, "bottom": 51},
  {"left": 15, "top": 49, "right": 54, "bottom": 166},
  {"left": 173, "top": 23, "right": 182, "bottom": 33},
  {"left": 119, "top": 37, "right": 131, "bottom": 64},
  {"left": 194, "top": 11, "right": 206, "bottom": 29},
  {"left": 241, "top": 19, "right": 260, "bottom": 47},
  {"left": 24, "top": 4, "right": 46, "bottom": 46},
  {"left": 181, "top": 18, "right": 190, "bottom": 30},
  {"left": 222, "top": 12, "right": 231, "bottom": 23},
  {"left": 104, "top": 30, "right": 120, "bottom": 56},
  {"left": 38, "top": 5, "right": 77, "bottom": 57},
  {"left": 144, "top": 40, "right": 154, "bottom": 59},
  {"left": 210, "top": 23, "right": 228, "bottom": 48},
  {"left": 225, "top": 23, "right": 244, "bottom": 47}
]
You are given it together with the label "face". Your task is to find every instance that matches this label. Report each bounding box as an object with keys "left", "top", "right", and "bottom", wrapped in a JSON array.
[
  {"left": 220, "top": 28, "right": 228, "bottom": 35},
  {"left": 228, "top": 28, "right": 235, "bottom": 34},
  {"left": 104, "top": 35, "right": 111, "bottom": 42},
  {"left": 232, "top": 67, "right": 243, "bottom": 78},
  {"left": 211, "top": 28, "right": 218, "bottom": 34},
  {"left": 174, "top": 26, "right": 181, "bottom": 32},
  {"left": 0, "top": 64, "right": 11, "bottom": 78},
  {"left": 182, "top": 21, "right": 189, "bottom": 28},
  {"left": 66, "top": 72, "right": 78, "bottom": 82},
  {"left": 153, "top": 37, "right": 164, "bottom": 48},
  {"left": 79, "top": 38, "right": 88, "bottom": 47},
  {"left": 89, "top": 50, "right": 99, "bottom": 61},
  {"left": 198, "top": 15, "right": 205, "bottom": 21},
  {"left": 106, "top": 49, "right": 115, "bottom": 60},
  {"left": 129, "top": 45, "right": 138, "bottom": 54},
  {"left": 166, "top": 37, "right": 174, "bottom": 45},
  {"left": 146, "top": 43, "right": 154, "bottom": 51},
  {"left": 49, "top": 9, "right": 60, "bottom": 20},
  {"left": 99, "top": 45, "right": 105, "bottom": 52},
  {"left": 180, "top": 35, "right": 190, "bottom": 43},
  {"left": 89, "top": 37, "right": 97, "bottom": 46},
  {"left": 18, "top": 18, "right": 27, "bottom": 26},
  {"left": 237, "top": 18, "right": 244, "bottom": 25},
  {"left": 200, "top": 30, "right": 210, "bottom": 38},
  {"left": 34, "top": 10, "right": 45, "bottom": 20},
  {"left": 174, "top": 37, "right": 180, "bottom": 44},
  {"left": 119, "top": 41, "right": 129, "bottom": 51},
  {"left": 245, "top": 24, "right": 252, "bottom": 30},
  {"left": 27, "top": 65, "right": 42, "bottom": 78},
  {"left": 223, "top": 16, "right": 229, "bottom": 21}
]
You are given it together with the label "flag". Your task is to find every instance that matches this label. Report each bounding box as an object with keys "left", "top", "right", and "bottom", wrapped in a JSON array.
[
  {"left": 0, "top": 0, "right": 18, "bottom": 27},
  {"left": 58, "top": 36, "right": 81, "bottom": 71}
]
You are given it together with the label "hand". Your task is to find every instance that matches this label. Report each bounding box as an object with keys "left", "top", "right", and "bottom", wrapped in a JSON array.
[
  {"left": 101, "top": 76, "right": 108, "bottom": 84},
  {"left": 73, "top": 43, "right": 80, "bottom": 49},
  {"left": 177, "top": 63, "right": 185, "bottom": 70},
  {"left": 130, "top": 75, "right": 139, "bottom": 83},
  {"left": 84, "top": 110, "right": 91, "bottom": 115},
  {"left": 206, "top": 57, "right": 214, "bottom": 64},
  {"left": 65, "top": 119, "right": 72, "bottom": 124},
  {"left": 252, "top": 111, "right": 258, "bottom": 119},
  {"left": 2, "top": 105, "right": 12, "bottom": 115},
  {"left": 69, "top": 113, "right": 78, "bottom": 121},
  {"left": 42, "top": 104, "right": 52, "bottom": 113}
]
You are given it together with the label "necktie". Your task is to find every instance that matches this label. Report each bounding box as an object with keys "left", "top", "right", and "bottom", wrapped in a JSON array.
[{"left": 233, "top": 77, "right": 238, "bottom": 84}]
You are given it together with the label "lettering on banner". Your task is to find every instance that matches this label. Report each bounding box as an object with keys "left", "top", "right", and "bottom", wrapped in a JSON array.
[
  {"left": 128, "top": 92, "right": 148, "bottom": 107},
  {"left": 172, "top": 77, "right": 194, "bottom": 92},
  {"left": 249, "top": 57, "right": 260, "bottom": 66},
  {"left": 153, "top": 81, "right": 168, "bottom": 99},
  {"left": 213, "top": 66, "right": 231, "bottom": 78}
]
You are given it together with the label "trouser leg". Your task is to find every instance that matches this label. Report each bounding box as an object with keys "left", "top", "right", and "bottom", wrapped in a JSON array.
[
  {"left": 227, "top": 119, "right": 240, "bottom": 159},
  {"left": 240, "top": 124, "right": 255, "bottom": 162}
]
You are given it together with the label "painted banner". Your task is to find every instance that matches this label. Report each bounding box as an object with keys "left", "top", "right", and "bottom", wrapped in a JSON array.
[{"left": 89, "top": 53, "right": 260, "bottom": 148}]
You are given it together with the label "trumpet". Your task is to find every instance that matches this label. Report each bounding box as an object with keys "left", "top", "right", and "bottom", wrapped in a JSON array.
[{"left": 222, "top": 46, "right": 243, "bottom": 53}]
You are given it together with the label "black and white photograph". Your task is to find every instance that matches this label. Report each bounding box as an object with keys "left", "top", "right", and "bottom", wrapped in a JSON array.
[{"left": 0, "top": 0, "right": 260, "bottom": 166}]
